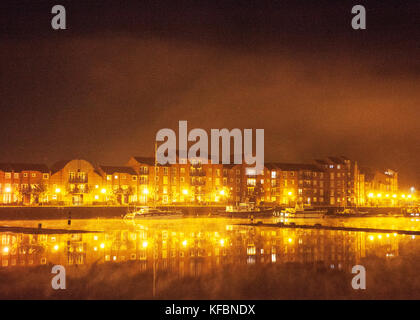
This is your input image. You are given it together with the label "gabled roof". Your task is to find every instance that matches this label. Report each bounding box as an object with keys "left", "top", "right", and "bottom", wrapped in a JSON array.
[
  {"left": 133, "top": 157, "right": 155, "bottom": 166},
  {"left": 50, "top": 160, "right": 72, "bottom": 174},
  {"left": 328, "top": 156, "right": 345, "bottom": 164},
  {"left": 99, "top": 166, "right": 137, "bottom": 175},
  {"left": 264, "top": 163, "right": 278, "bottom": 170},
  {"left": 0, "top": 163, "right": 49, "bottom": 173},
  {"left": 315, "top": 159, "right": 328, "bottom": 165}
]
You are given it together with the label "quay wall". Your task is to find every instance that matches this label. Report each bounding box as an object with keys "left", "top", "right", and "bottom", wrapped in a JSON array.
[{"left": 0, "top": 206, "right": 225, "bottom": 220}]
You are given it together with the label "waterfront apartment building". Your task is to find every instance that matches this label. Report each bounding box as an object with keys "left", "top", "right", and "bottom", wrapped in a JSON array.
[
  {"left": 264, "top": 163, "right": 327, "bottom": 206},
  {"left": 361, "top": 167, "right": 399, "bottom": 206},
  {"left": 0, "top": 163, "right": 50, "bottom": 205},
  {"left": 127, "top": 156, "right": 242, "bottom": 205},
  {"left": 0, "top": 155, "right": 400, "bottom": 207},
  {"left": 315, "top": 156, "right": 364, "bottom": 207}
]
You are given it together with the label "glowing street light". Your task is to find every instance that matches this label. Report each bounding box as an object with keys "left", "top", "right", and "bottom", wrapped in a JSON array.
[
  {"left": 182, "top": 189, "right": 189, "bottom": 195},
  {"left": 288, "top": 191, "right": 293, "bottom": 196},
  {"left": 142, "top": 241, "right": 148, "bottom": 248},
  {"left": 142, "top": 188, "right": 149, "bottom": 195},
  {"left": 100, "top": 188, "right": 107, "bottom": 194},
  {"left": 368, "top": 193, "right": 374, "bottom": 198},
  {"left": 219, "top": 190, "right": 225, "bottom": 196},
  {"left": 55, "top": 188, "right": 61, "bottom": 193},
  {"left": 5, "top": 187, "right": 11, "bottom": 193}
]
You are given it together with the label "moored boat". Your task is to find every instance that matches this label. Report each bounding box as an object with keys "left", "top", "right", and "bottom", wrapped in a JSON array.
[
  {"left": 273, "top": 207, "right": 327, "bottom": 218},
  {"left": 335, "top": 208, "right": 369, "bottom": 216},
  {"left": 219, "top": 203, "right": 274, "bottom": 218},
  {"left": 123, "top": 206, "right": 184, "bottom": 220},
  {"left": 404, "top": 207, "right": 420, "bottom": 217}
]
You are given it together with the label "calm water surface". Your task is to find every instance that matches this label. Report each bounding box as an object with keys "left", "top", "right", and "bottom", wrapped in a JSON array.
[{"left": 1, "top": 216, "right": 420, "bottom": 299}]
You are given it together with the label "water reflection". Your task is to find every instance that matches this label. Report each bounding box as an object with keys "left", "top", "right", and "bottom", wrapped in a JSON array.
[{"left": 1, "top": 218, "right": 419, "bottom": 274}]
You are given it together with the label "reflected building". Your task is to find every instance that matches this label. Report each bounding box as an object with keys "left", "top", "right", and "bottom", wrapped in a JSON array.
[{"left": 0, "top": 223, "right": 412, "bottom": 275}]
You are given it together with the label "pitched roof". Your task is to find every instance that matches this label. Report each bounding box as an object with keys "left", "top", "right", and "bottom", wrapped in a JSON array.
[
  {"left": 133, "top": 157, "right": 155, "bottom": 166},
  {"left": 99, "top": 166, "right": 137, "bottom": 175},
  {"left": 328, "top": 156, "right": 345, "bottom": 164},
  {"left": 50, "top": 160, "right": 72, "bottom": 174},
  {"left": 315, "top": 159, "right": 328, "bottom": 165},
  {"left": 0, "top": 163, "right": 49, "bottom": 173},
  {"left": 271, "top": 163, "right": 324, "bottom": 172},
  {"left": 264, "top": 163, "right": 278, "bottom": 170}
]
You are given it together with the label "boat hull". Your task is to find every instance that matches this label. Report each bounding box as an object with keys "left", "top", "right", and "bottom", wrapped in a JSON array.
[
  {"left": 219, "top": 209, "right": 274, "bottom": 218},
  {"left": 274, "top": 210, "right": 326, "bottom": 218}
]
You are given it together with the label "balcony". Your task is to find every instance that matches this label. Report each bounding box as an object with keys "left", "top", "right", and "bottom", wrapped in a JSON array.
[
  {"left": 68, "top": 185, "right": 90, "bottom": 194},
  {"left": 189, "top": 170, "right": 206, "bottom": 176},
  {"left": 190, "top": 180, "right": 206, "bottom": 186},
  {"left": 139, "top": 169, "right": 149, "bottom": 175},
  {"left": 69, "top": 177, "right": 88, "bottom": 183}
]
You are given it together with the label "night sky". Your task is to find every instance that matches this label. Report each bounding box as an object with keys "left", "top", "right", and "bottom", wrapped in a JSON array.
[{"left": 0, "top": 0, "right": 419, "bottom": 187}]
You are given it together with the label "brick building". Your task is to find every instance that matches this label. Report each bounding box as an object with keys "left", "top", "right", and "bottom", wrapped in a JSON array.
[
  {"left": 0, "top": 163, "right": 50, "bottom": 205},
  {"left": 0, "top": 154, "right": 400, "bottom": 207}
]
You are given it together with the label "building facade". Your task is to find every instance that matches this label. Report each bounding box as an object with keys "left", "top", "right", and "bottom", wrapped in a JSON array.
[{"left": 0, "top": 155, "right": 402, "bottom": 207}]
